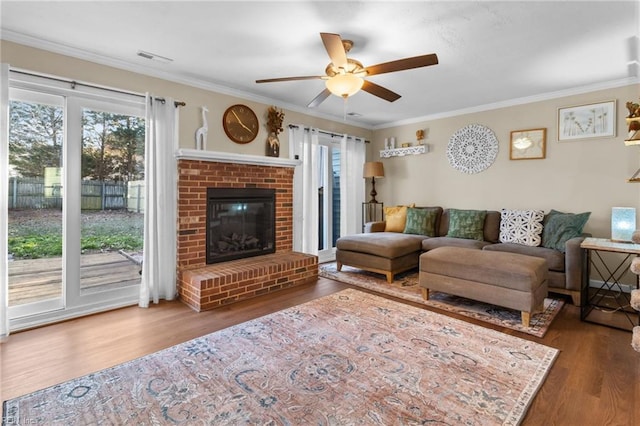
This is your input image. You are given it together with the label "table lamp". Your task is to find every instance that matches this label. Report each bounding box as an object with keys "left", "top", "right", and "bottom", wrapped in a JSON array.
[
  {"left": 363, "top": 161, "right": 384, "bottom": 203},
  {"left": 611, "top": 207, "right": 636, "bottom": 242}
]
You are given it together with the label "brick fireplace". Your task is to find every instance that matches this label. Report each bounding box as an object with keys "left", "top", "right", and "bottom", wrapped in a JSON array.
[{"left": 175, "top": 150, "right": 318, "bottom": 311}]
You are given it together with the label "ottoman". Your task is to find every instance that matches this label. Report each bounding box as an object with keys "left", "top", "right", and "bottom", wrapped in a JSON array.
[
  {"left": 419, "top": 247, "right": 548, "bottom": 327},
  {"left": 336, "top": 232, "right": 426, "bottom": 283}
]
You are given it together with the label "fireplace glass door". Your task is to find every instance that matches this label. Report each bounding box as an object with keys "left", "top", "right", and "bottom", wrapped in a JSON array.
[{"left": 207, "top": 188, "right": 275, "bottom": 264}]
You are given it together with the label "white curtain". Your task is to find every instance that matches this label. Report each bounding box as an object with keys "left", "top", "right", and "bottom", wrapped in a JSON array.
[
  {"left": 139, "top": 95, "right": 178, "bottom": 307},
  {"left": 340, "top": 135, "right": 366, "bottom": 236},
  {"left": 0, "top": 63, "right": 10, "bottom": 339},
  {"left": 289, "top": 125, "right": 319, "bottom": 255}
]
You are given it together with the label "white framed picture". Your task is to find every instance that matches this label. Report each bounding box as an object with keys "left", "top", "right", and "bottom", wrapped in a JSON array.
[{"left": 558, "top": 100, "right": 616, "bottom": 141}]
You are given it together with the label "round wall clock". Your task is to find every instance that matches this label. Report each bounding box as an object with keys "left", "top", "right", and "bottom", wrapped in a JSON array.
[
  {"left": 222, "top": 104, "right": 259, "bottom": 144},
  {"left": 447, "top": 124, "right": 499, "bottom": 174}
]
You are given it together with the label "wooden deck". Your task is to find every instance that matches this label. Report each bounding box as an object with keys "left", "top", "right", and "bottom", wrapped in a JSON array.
[{"left": 8, "top": 252, "right": 142, "bottom": 306}]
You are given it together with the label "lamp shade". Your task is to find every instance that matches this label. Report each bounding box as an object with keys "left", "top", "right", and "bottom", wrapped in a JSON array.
[
  {"left": 326, "top": 73, "right": 364, "bottom": 98},
  {"left": 363, "top": 161, "right": 385, "bottom": 178},
  {"left": 611, "top": 207, "right": 636, "bottom": 242}
]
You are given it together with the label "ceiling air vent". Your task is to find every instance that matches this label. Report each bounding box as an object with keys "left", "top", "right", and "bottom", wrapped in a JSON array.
[{"left": 136, "top": 50, "right": 173, "bottom": 64}]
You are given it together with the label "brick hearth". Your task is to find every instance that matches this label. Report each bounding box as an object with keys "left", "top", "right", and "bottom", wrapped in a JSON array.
[
  {"left": 176, "top": 152, "right": 317, "bottom": 311},
  {"left": 179, "top": 252, "right": 317, "bottom": 311}
]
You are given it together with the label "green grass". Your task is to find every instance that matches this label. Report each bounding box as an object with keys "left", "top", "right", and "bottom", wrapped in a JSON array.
[
  {"left": 8, "top": 235, "right": 62, "bottom": 258},
  {"left": 8, "top": 209, "right": 143, "bottom": 259}
]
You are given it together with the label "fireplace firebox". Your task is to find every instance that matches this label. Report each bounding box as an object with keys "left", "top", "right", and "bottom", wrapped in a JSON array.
[{"left": 206, "top": 188, "right": 276, "bottom": 264}]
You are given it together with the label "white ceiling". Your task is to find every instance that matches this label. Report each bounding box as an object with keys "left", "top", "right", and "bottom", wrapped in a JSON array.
[{"left": 1, "top": 1, "right": 638, "bottom": 128}]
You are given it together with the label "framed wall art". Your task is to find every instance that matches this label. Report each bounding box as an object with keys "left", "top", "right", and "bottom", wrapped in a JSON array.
[
  {"left": 510, "top": 128, "right": 546, "bottom": 160},
  {"left": 558, "top": 100, "right": 616, "bottom": 141}
]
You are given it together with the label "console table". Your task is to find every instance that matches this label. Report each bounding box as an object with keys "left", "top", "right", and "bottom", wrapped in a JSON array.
[{"left": 580, "top": 237, "right": 640, "bottom": 331}]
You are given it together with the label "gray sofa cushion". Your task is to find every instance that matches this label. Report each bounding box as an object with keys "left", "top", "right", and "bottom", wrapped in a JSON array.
[
  {"left": 422, "top": 236, "right": 492, "bottom": 251},
  {"left": 336, "top": 232, "right": 425, "bottom": 258},
  {"left": 483, "top": 242, "right": 565, "bottom": 271}
]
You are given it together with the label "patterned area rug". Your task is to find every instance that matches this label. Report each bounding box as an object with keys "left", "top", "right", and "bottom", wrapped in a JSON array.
[
  {"left": 319, "top": 262, "right": 564, "bottom": 337},
  {"left": 3, "top": 289, "right": 558, "bottom": 425}
]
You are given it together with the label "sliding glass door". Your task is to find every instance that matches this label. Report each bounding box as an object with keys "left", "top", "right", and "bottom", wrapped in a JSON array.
[
  {"left": 6, "top": 79, "right": 145, "bottom": 328},
  {"left": 7, "top": 89, "right": 65, "bottom": 318},
  {"left": 79, "top": 104, "right": 145, "bottom": 297},
  {"left": 316, "top": 137, "right": 341, "bottom": 263}
]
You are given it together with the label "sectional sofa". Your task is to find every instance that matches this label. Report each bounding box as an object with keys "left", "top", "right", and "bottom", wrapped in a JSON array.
[{"left": 335, "top": 206, "right": 590, "bottom": 305}]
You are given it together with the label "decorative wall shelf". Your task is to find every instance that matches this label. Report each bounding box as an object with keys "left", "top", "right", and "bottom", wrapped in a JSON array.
[
  {"left": 380, "top": 145, "right": 427, "bottom": 158},
  {"left": 624, "top": 117, "right": 640, "bottom": 146},
  {"left": 625, "top": 117, "right": 640, "bottom": 181}
]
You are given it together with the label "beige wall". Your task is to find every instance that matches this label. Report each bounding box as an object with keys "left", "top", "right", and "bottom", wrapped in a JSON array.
[
  {"left": 371, "top": 84, "right": 640, "bottom": 238},
  {"left": 0, "top": 41, "right": 372, "bottom": 158},
  {"left": 3, "top": 40, "right": 640, "bottom": 238}
]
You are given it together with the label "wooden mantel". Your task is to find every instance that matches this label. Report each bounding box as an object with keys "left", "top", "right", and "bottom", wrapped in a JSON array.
[{"left": 175, "top": 148, "right": 300, "bottom": 168}]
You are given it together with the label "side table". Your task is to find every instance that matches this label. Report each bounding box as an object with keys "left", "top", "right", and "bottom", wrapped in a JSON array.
[{"left": 580, "top": 237, "right": 640, "bottom": 331}]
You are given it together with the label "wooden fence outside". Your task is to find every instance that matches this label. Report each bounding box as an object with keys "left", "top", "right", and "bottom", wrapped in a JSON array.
[{"left": 8, "top": 177, "right": 143, "bottom": 211}]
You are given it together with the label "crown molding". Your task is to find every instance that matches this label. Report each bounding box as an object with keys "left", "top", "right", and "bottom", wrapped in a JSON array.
[
  {"left": 0, "top": 30, "right": 372, "bottom": 130},
  {"left": 373, "top": 76, "right": 640, "bottom": 130},
  {"left": 3, "top": 30, "right": 636, "bottom": 133}
]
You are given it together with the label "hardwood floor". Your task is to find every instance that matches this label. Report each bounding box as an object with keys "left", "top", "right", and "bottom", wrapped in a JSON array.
[{"left": 2, "top": 277, "right": 639, "bottom": 425}]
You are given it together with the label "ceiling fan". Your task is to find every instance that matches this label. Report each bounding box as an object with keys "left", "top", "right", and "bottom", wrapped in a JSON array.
[{"left": 256, "top": 32, "right": 439, "bottom": 108}]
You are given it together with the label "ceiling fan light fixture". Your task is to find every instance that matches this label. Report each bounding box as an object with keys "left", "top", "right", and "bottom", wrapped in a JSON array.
[
  {"left": 256, "top": 32, "right": 438, "bottom": 108},
  {"left": 325, "top": 73, "right": 364, "bottom": 98}
]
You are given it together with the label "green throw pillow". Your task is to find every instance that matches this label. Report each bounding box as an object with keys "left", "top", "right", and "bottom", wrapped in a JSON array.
[
  {"left": 403, "top": 207, "right": 439, "bottom": 236},
  {"left": 541, "top": 209, "right": 591, "bottom": 252},
  {"left": 446, "top": 209, "right": 487, "bottom": 241}
]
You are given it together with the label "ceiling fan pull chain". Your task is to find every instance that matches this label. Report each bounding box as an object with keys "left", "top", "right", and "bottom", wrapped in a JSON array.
[{"left": 343, "top": 96, "right": 348, "bottom": 121}]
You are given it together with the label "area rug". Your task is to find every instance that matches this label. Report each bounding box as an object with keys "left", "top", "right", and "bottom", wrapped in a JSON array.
[
  {"left": 319, "top": 262, "right": 564, "bottom": 337},
  {"left": 3, "top": 289, "right": 557, "bottom": 425}
]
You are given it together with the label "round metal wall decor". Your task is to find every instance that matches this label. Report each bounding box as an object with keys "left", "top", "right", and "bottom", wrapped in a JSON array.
[{"left": 447, "top": 124, "right": 499, "bottom": 174}]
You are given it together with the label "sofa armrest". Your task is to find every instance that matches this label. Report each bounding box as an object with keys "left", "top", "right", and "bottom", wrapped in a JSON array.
[
  {"left": 365, "top": 221, "right": 386, "bottom": 233},
  {"left": 564, "top": 233, "right": 591, "bottom": 291}
]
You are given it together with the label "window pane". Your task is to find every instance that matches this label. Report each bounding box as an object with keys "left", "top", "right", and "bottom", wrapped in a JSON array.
[
  {"left": 331, "top": 148, "right": 341, "bottom": 246},
  {"left": 79, "top": 108, "right": 144, "bottom": 295},
  {"left": 8, "top": 97, "right": 64, "bottom": 307},
  {"left": 317, "top": 145, "right": 327, "bottom": 251}
]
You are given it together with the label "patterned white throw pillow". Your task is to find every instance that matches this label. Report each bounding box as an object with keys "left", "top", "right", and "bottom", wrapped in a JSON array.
[{"left": 499, "top": 209, "right": 545, "bottom": 246}]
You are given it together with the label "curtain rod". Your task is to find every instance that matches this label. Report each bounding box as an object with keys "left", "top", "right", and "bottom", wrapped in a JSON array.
[
  {"left": 10, "top": 69, "right": 186, "bottom": 107},
  {"left": 288, "top": 124, "right": 370, "bottom": 143}
]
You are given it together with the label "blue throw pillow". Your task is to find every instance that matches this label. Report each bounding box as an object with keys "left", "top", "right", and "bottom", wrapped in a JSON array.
[{"left": 541, "top": 209, "right": 590, "bottom": 252}]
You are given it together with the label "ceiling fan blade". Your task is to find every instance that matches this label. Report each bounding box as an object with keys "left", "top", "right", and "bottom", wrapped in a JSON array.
[
  {"left": 361, "top": 80, "right": 401, "bottom": 102},
  {"left": 307, "top": 88, "right": 331, "bottom": 108},
  {"left": 256, "top": 76, "right": 323, "bottom": 83},
  {"left": 320, "top": 32, "right": 348, "bottom": 69},
  {"left": 365, "top": 54, "right": 439, "bottom": 76}
]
